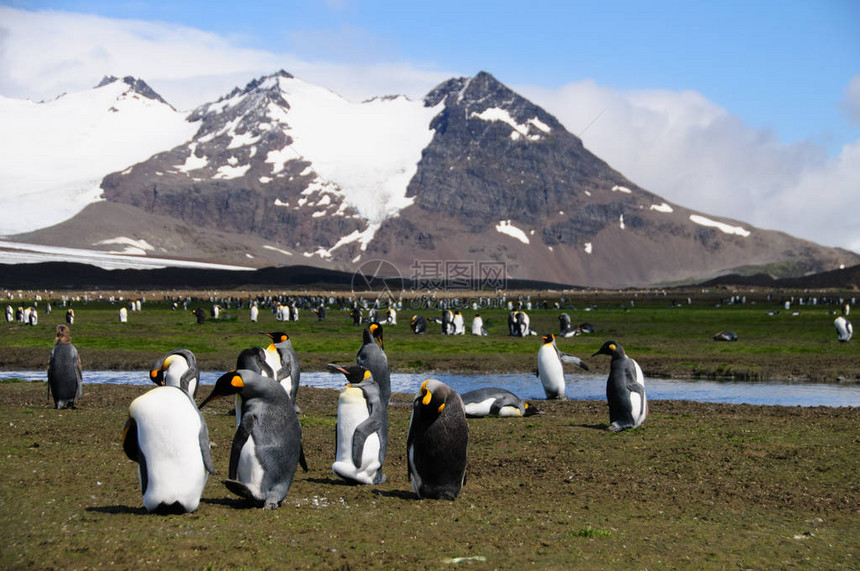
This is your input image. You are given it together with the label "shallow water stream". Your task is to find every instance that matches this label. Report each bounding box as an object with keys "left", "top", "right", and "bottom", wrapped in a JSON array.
[{"left": 4, "top": 370, "right": 858, "bottom": 407}]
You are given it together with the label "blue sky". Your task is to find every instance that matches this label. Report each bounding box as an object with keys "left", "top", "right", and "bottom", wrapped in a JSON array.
[
  {"left": 7, "top": 0, "right": 857, "bottom": 152},
  {"left": 1, "top": 0, "right": 859, "bottom": 251}
]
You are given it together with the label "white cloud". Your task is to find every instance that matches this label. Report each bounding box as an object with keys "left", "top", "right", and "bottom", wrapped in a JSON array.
[
  {"left": 521, "top": 79, "right": 860, "bottom": 252},
  {"left": 0, "top": 7, "right": 449, "bottom": 110},
  {"left": 841, "top": 75, "right": 860, "bottom": 126}
]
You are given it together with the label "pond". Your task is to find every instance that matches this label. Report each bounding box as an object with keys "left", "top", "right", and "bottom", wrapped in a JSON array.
[{"left": 3, "top": 370, "right": 858, "bottom": 407}]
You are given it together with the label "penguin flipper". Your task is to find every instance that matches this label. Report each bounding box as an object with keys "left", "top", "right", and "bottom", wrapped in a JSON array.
[
  {"left": 299, "top": 444, "right": 308, "bottom": 473},
  {"left": 229, "top": 416, "right": 253, "bottom": 480},
  {"left": 351, "top": 416, "right": 383, "bottom": 469},
  {"left": 624, "top": 362, "right": 645, "bottom": 396},
  {"left": 222, "top": 479, "right": 256, "bottom": 501},
  {"left": 74, "top": 352, "right": 83, "bottom": 401},
  {"left": 197, "top": 412, "right": 217, "bottom": 475},
  {"left": 121, "top": 417, "right": 141, "bottom": 462},
  {"left": 559, "top": 351, "right": 589, "bottom": 370}
]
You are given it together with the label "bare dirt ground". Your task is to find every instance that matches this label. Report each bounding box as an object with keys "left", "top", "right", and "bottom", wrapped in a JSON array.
[{"left": 1, "top": 381, "right": 857, "bottom": 569}]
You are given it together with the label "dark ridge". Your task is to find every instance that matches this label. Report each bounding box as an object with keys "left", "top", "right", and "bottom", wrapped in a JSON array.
[
  {"left": 700, "top": 264, "right": 860, "bottom": 289},
  {"left": 0, "top": 263, "right": 580, "bottom": 291}
]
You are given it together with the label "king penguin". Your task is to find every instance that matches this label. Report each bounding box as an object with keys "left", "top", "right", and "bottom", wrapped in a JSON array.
[
  {"left": 471, "top": 314, "right": 488, "bottom": 336},
  {"left": 47, "top": 324, "right": 82, "bottom": 409},
  {"left": 407, "top": 379, "right": 469, "bottom": 500},
  {"left": 260, "top": 331, "right": 301, "bottom": 412},
  {"left": 592, "top": 340, "right": 647, "bottom": 431},
  {"left": 410, "top": 315, "right": 427, "bottom": 334},
  {"left": 122, "top": 385, "right": 216, "bottom": 513},
  {"left": 150, "top": 349, "right": 199, "bottom": 400},
  {"left": 460, "top": 387, "right": 541, "bottom": 418},
  {"left": 356, "top": 323, "right": 390, "bottom": 406},
  {"left": 834, "top": 316, "right": 853, "bottom": 342},
  {"left": 200, "top": 369, "right": 307, "bottom": 509},
  {"left": 329, "top": 364, "right": 387, "bottom": 485},
  {"left": 536, "top": 333, "right": 589, "bottom": 400}
]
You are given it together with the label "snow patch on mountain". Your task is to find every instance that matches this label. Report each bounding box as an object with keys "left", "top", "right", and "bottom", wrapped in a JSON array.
[
  {"left": 0, "top": 79, "right": 197, "bottom": 235},
  {"left": 495, "top": 220, "right": 530, "bottom": 244},
  {"left": 262, "top": 75, "right": 441, "bottom": 223},
  {"left": 689, "top": 214, "right": 750, "bottom": 237},
  {"left": 650, "top": 202, "right": 673, "bottom": 213},
  {"left": 94, "top": 237, "right": 155, "bottom": 255},
  {"left": 470, "top": 107, "right": 550, "bottom": 141}
]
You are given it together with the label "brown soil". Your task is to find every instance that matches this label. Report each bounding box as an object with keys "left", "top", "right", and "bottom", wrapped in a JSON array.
[{"left": 1, "top": 382, "right": 857, "bottom": 569}]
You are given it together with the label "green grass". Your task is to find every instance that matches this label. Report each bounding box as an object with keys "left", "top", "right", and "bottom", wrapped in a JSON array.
[{"left": 1, "top": 290, "right": 858, "bottom": 380}]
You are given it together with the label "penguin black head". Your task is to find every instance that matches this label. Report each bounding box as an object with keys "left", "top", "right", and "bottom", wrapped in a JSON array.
[
  {"left": 261, "top": 331, "right": 290, "bottom": 346},
  {"left": 417, "top": 379, "right": 450, "bottom": 415},
  {"left": 236, "top": 346, "right": 271, "bottom": 375},
  {"left": 521, "top": 402, "right": 545, "bottom": 417},
  {"left": 592, "top": 340, "right": 623, "bottom": 358},
  {"left": 148, "top": 354, "right": 174, "bottom": 386},
  {"left": 366, "top": 323, "right": 384, "bottom": 350},
  {"left": 328, "top": 363, "right": 372, "bottom": 385},
  {"left": 541, "top": 333, "right": 555, "bottom": 344},
  {"left": 199, "top": 370, "right": 246, "bottom": 408}
]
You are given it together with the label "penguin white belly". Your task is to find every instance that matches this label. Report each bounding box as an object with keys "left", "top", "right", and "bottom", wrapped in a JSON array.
[
  {"left": 464, "top": 397, "right": 495, "bottom": 417},
  {"left": 332, "top": 388, "right": 381, "bottom": 484},
  {"left": 537, "top": 345, "right": 566, "bottom": 399},
  {"left": 236, "top": 434, "right": 265, "bottom": 499},
  {"left": 263, "top": 348, "right": 283, "bottom": 379},
  {"left": 407, "top": 445, "right": 422, "bottom": 495},
  {"left": 130, "top": 388, "right": 208, "bottom": 512},
  {"left": 498, "top": 405, "right": 524, "bottom": 418},
  {"left": 631, "top": 359, "right": 647, "bottom": 427},
  {"left": 279, "top": 374, "right": 293, "bottom": 398}
]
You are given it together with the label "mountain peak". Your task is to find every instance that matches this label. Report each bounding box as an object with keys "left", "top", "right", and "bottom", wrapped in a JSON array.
[{"left": 95, "top": 75, "right": 172, "bottom": 109}]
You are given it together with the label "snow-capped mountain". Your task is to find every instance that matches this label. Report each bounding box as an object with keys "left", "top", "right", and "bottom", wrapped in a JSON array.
[
  {"left": 4, "top": 71, "right": 858, "bottom": 286},
  {"left": 0, "top": 76, "right": 196, "bottom": 234}
]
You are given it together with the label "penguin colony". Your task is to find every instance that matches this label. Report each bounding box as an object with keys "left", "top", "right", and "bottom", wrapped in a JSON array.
[{"left": 25, "top": 291, "right": 851, "bottom": 513}]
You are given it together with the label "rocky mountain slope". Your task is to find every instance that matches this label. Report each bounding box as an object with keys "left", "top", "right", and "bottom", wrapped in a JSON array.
[{"left": 7, "top": 71, "right": 858, "bottom": 287}]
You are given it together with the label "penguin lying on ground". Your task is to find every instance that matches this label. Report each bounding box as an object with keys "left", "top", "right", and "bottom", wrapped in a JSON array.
[
  {"left": 460, "top": 388, "right": 542, "bottom": 418},
  {"left": 536, "top": 333, "right": 589, "bottom": 400},
  {"left": 592, "top": 341, "right": 647, "bottom": 431},
  {"left": 407, "top": 379, "right": 468, "bottom": 500},
  {"left": 150, "top": 349, "right": 199, "bottom": 400},
  {"left": 122, "top": 386, "right": 215, "bottom": 513},
  {"left": 713, "top": 330, "right": 739, "bottom": 342},
  {"left": 200, "top": 370, "right": 307, "bottom": 509},
  {"left": 47, "top": 324, "right": 83, "bottom": 409},
  {"left": 329, "top": 364, "right": 388, "bottom": 485}
]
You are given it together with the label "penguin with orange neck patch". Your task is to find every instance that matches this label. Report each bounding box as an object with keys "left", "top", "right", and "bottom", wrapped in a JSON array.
[
  {"left": 407, "top": 379, "right": 468, "bottom": 500},
  {"left": 329, "top": 364, "right": 387, "bottom": 485},
  {"left": 592, "top": 341, "right": 647, "bottom": 431},
  {"left": 200, "top": 369, "right": 306, "bottom": 509}
]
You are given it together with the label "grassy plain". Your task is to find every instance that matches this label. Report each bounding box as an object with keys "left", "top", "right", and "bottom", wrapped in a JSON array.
[{"left": 1, "top": 289, "right": 857, "bottom": 380}]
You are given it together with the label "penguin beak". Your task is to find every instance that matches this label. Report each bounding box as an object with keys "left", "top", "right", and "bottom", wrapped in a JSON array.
[{"left": 328, "top": 363, "right": 349, "bottom": 376}]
